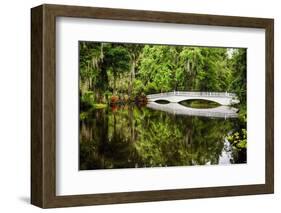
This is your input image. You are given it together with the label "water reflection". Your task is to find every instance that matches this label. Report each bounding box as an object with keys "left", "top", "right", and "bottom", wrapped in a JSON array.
[
  {"left": 147, "top": 102, "right": 238, "bottom": 118},
  {"left": 79, "top": 105, "right": 246, "bottom": 170}
]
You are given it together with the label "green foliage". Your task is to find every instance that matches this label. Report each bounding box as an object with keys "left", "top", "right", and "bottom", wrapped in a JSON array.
[
  {"left": 79, "top": 112, "right": 89, "bottom": 120},
  {"left": 80, "top": 91, "right": 107, "bottom": 112},
  {"left": 80, "top": 91, "right": 95, "bottom": 110},
  {"left": 79, "top": 42, "right": 104, "bottom": 91},
  {"left": 227, "top": 91, "right": 247, "bottom": 150},
  {"left": 238, "top": 104, "right": 247, "bottom": 123},
  {"left": 103, "top": 44, "right": 131, "bottom": 93},
  {"left": 178, "top": 47, "right": 204, "bottom": 90},
  {"left": 93, "top": 103, "right": 107, "bottom": 109},
  {"left": 227, "top": 129, "right": 247, "bottom": 149},
  {"left": 229, "top": 49, "right": 247, "bottom": 104},
  {"left": 199, "top": 48, "right": 232, "bottom": 91},
  {"left": 132, "top": 79, "right": 144, "bottom": 95},
  {"left": 137, "top": 45, "right": 177, "bottom": 93}
]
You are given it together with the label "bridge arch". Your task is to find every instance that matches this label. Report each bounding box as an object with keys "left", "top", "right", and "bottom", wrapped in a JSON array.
[
  {"left": 178, "top": 98, "right": 221, "bottom": 106},
  {"left": 155, "top": 99, "right": 170, "bottom": 104}
]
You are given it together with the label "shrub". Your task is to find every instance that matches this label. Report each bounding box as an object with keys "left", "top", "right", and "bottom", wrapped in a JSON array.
[
  {"left": 80, "top": 91, "right": 95, "bottom": 110},
  {"left": 110, "top": 95, "right": 119, "bottom": 104}
]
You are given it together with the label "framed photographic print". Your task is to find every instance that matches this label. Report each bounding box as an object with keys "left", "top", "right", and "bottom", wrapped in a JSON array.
[{"left": 31, "top": 4, "right": 274, "bottom": 208}]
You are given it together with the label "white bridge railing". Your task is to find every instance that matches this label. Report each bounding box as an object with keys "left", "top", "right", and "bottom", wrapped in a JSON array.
[{"left": 147, "top": 91, "right": 237, "bottom": 99}]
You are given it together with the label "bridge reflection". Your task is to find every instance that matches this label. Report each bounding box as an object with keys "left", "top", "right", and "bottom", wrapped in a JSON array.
[{"left": 146, "top": 102, "right": 238, "bottom": 118}]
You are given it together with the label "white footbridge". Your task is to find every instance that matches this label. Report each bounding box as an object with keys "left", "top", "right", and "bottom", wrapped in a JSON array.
[
  {"left": 147, "top": 91, "right": 239, "bottom": 106},
  {"left": 146, "top": 91, "right": 240, "bottom": 118}
]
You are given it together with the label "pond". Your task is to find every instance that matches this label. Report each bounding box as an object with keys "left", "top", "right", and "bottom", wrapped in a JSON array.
[{"left": 79, "top": 102, "right": 246, "bottom": 170}]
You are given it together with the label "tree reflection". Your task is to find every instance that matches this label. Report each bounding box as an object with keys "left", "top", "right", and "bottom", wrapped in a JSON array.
[{"left": 79, "top": 106, "right": 245, "bottom": 170}]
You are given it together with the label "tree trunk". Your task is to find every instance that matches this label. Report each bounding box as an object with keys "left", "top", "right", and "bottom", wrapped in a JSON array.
[
  {"left": 113, "top": 73, "right": 116, "bottom": 95},
  {"left": 128, "top": 60, "right": 135, "bottom": 97}
]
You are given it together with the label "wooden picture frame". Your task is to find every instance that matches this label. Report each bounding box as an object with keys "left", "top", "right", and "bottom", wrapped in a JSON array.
[{"left": 31, "top": 4, "right": 274, "bottom": 208}]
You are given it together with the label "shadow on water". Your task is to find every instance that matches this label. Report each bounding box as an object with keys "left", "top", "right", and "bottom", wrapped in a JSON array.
[
  {"left": 180, "top": 99, "right": 220, "bottom": 109},
  {"left": 155, "top": 100, "right": 170, "bottom": 104},
  {"left": 79, "top": 102, "right": 246, "bottom": 170}
]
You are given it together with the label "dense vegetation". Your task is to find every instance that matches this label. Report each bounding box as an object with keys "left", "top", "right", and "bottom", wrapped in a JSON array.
[{"left": 79, "top": 42, "right": 246, "bottom": 107}]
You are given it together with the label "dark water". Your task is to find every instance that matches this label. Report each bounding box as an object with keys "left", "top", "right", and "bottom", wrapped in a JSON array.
[
  {"left": 180, "top": 99, "right": 220, "bottom": 109},
  {"left": 79, "top": 105, "right": 246, "bottom": 170}
]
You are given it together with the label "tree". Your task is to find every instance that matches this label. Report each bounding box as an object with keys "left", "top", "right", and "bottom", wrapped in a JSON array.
[
  {"left": 197, "top": 48, "right": 232, "bottom": 91},
  {"left": 79, "top": 42, "right": 106, "bottom": 103},
  {"left": 229, "top": 49, "right": 247, "bottom": 104},
  {"left": 179, "top": 47, "right": 204, "bottom": 90},
  {"left": 123, "top": 44, "right": 144, "bottom": 96},
  {"left": 138, "top": 45, "right": 179, "bottom": 93},
  {"left": 79, "top": 42, "right": 103, "bottom": 92},
  {"left": 103, "top": 44, "right": 131, "bottom": 94}
]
